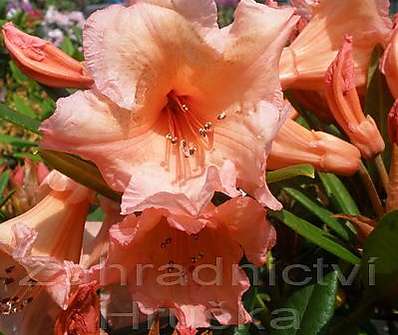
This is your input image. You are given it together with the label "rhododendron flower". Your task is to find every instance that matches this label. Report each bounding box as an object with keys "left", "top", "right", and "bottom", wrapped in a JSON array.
[
  {"left": 40, "top": 0, "right": 298, "bottom": 213},
  {"left": 268, "top": 117, "right": 361, "bottom": 175},
  {"left": 2, "top": 23, "right": 93, "bottom": 88},
  {"left": 0, "top": 171, "right": 92, "bottom": 334},
  {"left": 381, "top": 17, "right": 398, "bottom": 99},
  {"left": 87, "top": 197, "right": 275, "bottom": 334},
  {"left": 325, "top": 36, "right": 385, "bottom": 159},
  {"left": 280, "top": 0, "right": 392, "bottom": 90}
]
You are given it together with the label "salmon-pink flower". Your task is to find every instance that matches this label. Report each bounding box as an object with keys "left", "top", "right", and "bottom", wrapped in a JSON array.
[
  {"left": 325, "top": 35, "right": 385, "bottom": 159},
  {"left": 268, "top": 117, "right": 361, "bottom": 175},
  {"left": 2, "top": 23, "right": 93, "bottom": 89},
  {"left": 381, "top": 17, "right": 398, "bottom": 99},
  {"left": 0, "top": 171, "right": 92, "bottom": 335},
  {"left": 40, "top": 0, "right": 298, "bottom": 213},
  {"left": 280, "top": 0, "right": 392, "bottom": 90},
  {"left": 87, "top": 197, "right": 275, "bottom": 333}
]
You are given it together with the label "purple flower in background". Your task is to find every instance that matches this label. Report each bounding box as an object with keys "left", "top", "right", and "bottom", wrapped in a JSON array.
[
  {"left": 6, "top": 0, "right": 34, "bottom": 18},
  {"left": 42, "top": 6, "right": 85, "bottom": 46}
]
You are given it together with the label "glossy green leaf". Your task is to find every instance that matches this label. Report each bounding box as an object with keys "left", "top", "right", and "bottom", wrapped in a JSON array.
[
  {"left": 318, "top": 173, "right": 359, "bottom": 215},
  {"left": 13, "top": 94, "right": 36, "bottom": 118},
  {"left": 0, "top": 134, "right": 37, "bottom": 148},
  {"left": 88, "top": 207, "right": 105, "bottom": 222},
  {"left": 284, "top": 187, "right": 351, "bottom": 241},
  {"left": 267, "top": 165, "right": 315, "bottom": 184},
  {"left": 0, "top": 190, "right": 15, "bottom": 209},
  {"left": 270, "top": 270, "right": 339, "bottom": 335},
  {"left": 234, "top": 325, "right": 251, "bottom": 335},
  {"left": 40, "top": 149, "right": 121, "bottom": 202},
  {"left": 0, "top": 170, "right": 10, "bottom": 195},
  {"left": 60, "top": 36, "right": 75, "bottom": 56},
  {"left": 9, "top": 61, "right": 28, "bottom": 84},
  {"left": 361, "top": 210, "right": 398, "bottom": 292},
  {"left": 271, "top": 210, "right": 360, "bottom": 265},
  {"left": 0, "top": 103, "right": 40, "bottom": 134}
]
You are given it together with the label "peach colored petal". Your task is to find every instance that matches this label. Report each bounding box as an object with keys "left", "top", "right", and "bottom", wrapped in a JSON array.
[
  {"left": 88, "top": 198, "right": 273, "bottom": 331},
  {"left": 0, "top": 290, "right": 61, "bottom": 335},
  {"left": 42, "top": 2, "right": 298, "bottom": 214},
  {"left": 2, "top": 23, "right": 92, "bottom": 89},
  {"left": 324, "top": 35, "right": 385, "bottom": 159},
  {"left": 280, "top": 0, "right": 392, "bottom": 90},
  {"left": 214, "top": 197, "right": 275, "bottom": 266},
  {"left": 130, "top": 0, "right": 218, "bottom": 32},
  {"left": 381, "top": 18, "right": 398, "bottom": 99},
  {"left": 0, "top": 173, "right": 92, "bottom": 319},
  {"left": 268, "top": 118, "right": 361, "bottom": 176},
  {"left": 121, "top": 161, "right": 240, "bottom": 216}
]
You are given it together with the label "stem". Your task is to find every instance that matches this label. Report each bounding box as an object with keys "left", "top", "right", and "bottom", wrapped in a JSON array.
[
  {"left": 359, "top": 162, "right": 384, "bottom": 218},
  {"left": 374, "top": 154, "right": 389, "bottom": 192}
]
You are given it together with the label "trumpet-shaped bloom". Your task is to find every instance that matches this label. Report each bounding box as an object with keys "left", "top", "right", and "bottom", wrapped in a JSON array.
[
  {"left": 324, "top": 36, "right": 385, "bottom": 159},
  {"left": 280, "top": 0, "right": 392, "bottom": 90},
  {"left": 87, "top": 197, "right": 275, "bottom": 333},
  {"left": 41, "top": 0, "right": 298, "bottom": 213},
  {"left": 268, "top": 117, "right": 361, "bottom": 175},
  {"left": 0, "top": 171, "right": 92, "bottom": 335},
  {"left": 2, "top": 23, "right": 93, "bottom": 89},
  {"left": 381, "top": 18, "right": 398, "bottom": 99}
]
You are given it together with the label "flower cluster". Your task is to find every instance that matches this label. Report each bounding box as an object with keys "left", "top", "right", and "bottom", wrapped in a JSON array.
[{"left": 1, "top": 0, "right": 398, "bottom": 334}]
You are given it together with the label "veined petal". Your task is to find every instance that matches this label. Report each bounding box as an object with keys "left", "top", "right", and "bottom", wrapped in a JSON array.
[
  {"left": 83, "top": 3, "right": 222, "bottom": 111},
  {"left": 90, "top": 201, "right": 263, "bottom": 331},
  {"left": 2, "top": 23, "right": 93, "bottom": 89},
  {"left": 280, "top": 0, "right": 393, "bottom": 90},
  {"left": 214, "top": 197, "right": 275, "bottom": 266}
]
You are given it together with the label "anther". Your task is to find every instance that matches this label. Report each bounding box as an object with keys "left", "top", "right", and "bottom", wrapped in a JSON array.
[
  {"left": 204, "top": 122, "right": 212, "bottom": 130},
  {"left": 217, "top": 112, "right": 226, "bottom": 120}
]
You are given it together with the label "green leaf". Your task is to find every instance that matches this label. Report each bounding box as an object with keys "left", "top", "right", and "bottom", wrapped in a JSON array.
[
  {"left": 234, "top": 325, "right": 251, "bottom": 335},
  {"left": 318, "top": 173, "right": 359, "bottom": 215},
  {"left": 0, "top": 103, "right": 40, "bottom": 134},
  {"left": 271, "top": 210, "right": 360, "bottom": 265},
  {"left": 0, "top": 190, "right": 15, "bottom": 209},
  {"left": 40, "top": 149, "right": 121, "bottom": 202},
  {"left": 270, "top": 270, "right": 339, "bottom": 335},
  {"left": 88, "top": 207, "right": 105, "bottom": 222},
  {"left": 12, "top": 152, "right": 41, "bottom": 161},
  {"left": 267, "top": 165, "right": 315, "bottom": 184},
  {"left": 361, "top": 210, "right": 398, "bottom": 293},
  {"left": 283, "top": 187, "right": 351, "bottom": 241},
  {"left": 60, "top": 36, "right": 75, "bottom": 57},
  {"left": 0, "top": 170, "right": 10, "bottom": 195},
  {"left": 13, "top": 94, "right": 37, "bottom": 118},
  {"left": 9, "top": 61, "right": 28, "bottom": 84},
  {"left": 0, "top": 134, "right": 37, "bottom": 148}
]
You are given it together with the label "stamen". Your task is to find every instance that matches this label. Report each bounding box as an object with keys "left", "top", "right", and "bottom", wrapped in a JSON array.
[
  {"left": 162, "top": 91, "right": 222, "bottom": 182},
  {"left": 217, "top": 112, "right": 226, "bottom": 120}
]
